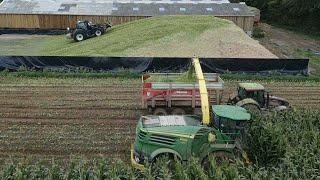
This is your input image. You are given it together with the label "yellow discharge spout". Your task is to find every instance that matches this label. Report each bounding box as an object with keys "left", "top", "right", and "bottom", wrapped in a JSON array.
[{"left": 192, "top": 58, "right": 210, "bottom": 125}]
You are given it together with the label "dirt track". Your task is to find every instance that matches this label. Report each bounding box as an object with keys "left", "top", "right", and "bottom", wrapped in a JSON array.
[
  {"left": 258, "top": 23, "right": 320, "bottom": 58},
  {"left": 0, "top": 77, "right": 319, "bottom": 166}
]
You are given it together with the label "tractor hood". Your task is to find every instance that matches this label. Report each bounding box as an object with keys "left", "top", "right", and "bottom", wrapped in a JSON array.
[{"left": 269, "top": 95, "right": 289, "bottom": 103}]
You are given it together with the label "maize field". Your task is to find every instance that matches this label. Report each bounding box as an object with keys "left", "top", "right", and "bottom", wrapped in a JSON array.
[{"left": 0, "top": 75, "right": 319, "bottom": 179}]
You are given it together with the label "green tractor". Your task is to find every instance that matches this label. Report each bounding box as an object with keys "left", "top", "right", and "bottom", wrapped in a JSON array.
[
  {"left": 229, "top": 83, "right": 290, "bottom": 114},
  {"left": 131, "top": 105, "right": 251, "bottom": 170}
]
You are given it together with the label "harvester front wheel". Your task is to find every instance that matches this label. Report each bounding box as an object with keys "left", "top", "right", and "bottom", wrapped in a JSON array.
[
  {"left": 153, "top": 108, "right": 167, "bottom": 116},
  {"left": 202, "top": 152, "right": 234, "bottom": 171}
]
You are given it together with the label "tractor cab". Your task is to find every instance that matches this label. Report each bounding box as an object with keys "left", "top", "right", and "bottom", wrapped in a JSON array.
[
  {"left": 212, "top": 105, "right": 251, "bottom": 140},
  {"left": 76, "top": 21, "right": 88, "bottom": 30},
  {"left": 230, "top": 82, "right": 290, "bottom": 113},
  {"left": 237, "top": 83, "right": 266, "bottom": 107}
]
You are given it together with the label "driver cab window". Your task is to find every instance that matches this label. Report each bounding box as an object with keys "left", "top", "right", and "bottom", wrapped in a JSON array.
[
  {"left": 213, "top": 114, "right": 236, "bottom": 134},
  {"left": 213, "top": 113, "right": 220, "bottom": 128},
  {"left": 238, "top": 88, "right": 246, "bottom": 99},
  {"left": 220, "top": 118, "right": 236, "bottom": 134},
  {"left": 248, "top": 91, "right": 264, "bottom": 105},
  {"left": 77, "top": 22, "right": 87, "bottom": 30}
]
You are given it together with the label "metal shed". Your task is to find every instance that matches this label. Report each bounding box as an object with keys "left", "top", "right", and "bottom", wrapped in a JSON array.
[{"left": 0, "top": 0, "right": 254, "bottom": 33}]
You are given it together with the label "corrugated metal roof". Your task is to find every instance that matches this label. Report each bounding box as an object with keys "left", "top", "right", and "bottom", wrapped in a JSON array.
[
  {"left": 111, "top": 3, "right": 252, "bottom": 16},
  {"left": 0, "top": 0, "right": 253, "bottom": 16}
]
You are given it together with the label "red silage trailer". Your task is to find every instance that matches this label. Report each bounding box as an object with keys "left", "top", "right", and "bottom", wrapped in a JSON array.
[{"left": 141, "top": 73, "right": 224, "bottom": 115}]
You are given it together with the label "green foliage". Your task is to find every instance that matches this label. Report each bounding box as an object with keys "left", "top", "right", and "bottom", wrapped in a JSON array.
[
  {"left": 252, "top": 26, "right": 265, "bottom": 38},
  {"left": 0, "top": 69, "right": 140, "bottom": 79},
  {"left": 245, "top": 0, "right": 320, "bottom": 34},
  {"left": 174, "top": 160, "right": 189, "bottom": 180},
  {"left": 246, "top": 117, "right": 287, "bottom": 166},
  {"left": 221, "top": 73, "right": 320, "bottom": 82},
  {"left": 145, "top": 66, "right": 197, "bottom": 83},
  {"left": 296, "top": 49, "right": 320, "bottom": 76},
  {"left": 41, "top": 16, "right": 230, "bottom": 56},
  {"left": 185, "top": 157, "right": 208, "bottom": 180},
  {"left": 0, "top": 109, "right": 319, "bottom": 179}
]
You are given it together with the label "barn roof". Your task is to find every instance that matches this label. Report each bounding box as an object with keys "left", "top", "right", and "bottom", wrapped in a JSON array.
[{"left": 0, "top": 0, "right": 253, "bottom": 16}]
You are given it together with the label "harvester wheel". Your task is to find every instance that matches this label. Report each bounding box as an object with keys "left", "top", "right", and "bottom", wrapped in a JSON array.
[
  {"left": 171, "top": 108, "right": 186, "bottom": 115},
  {"left": 153, "top": 108, "right": 167, "bottom": 116},
  {"left": 202, "top": 152, "right": 234, "bottom": 172},
  {"left": 151, "top": 153, "right": 179, "bottom": 175}
]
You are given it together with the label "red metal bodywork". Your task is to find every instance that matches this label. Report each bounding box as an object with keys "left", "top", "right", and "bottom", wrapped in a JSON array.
[{"left": 141, "top": 74, "right": 224, "bottom": 112}]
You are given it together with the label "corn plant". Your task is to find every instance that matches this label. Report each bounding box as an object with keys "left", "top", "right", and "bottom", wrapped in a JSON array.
[{"left": 1, "top": 109, "right": 319, "bottom": 179}]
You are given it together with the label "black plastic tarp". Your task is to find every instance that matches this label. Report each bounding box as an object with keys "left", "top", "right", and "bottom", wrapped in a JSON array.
[
  {"left": 0, "top": 56, "right": 309, "bottom": 75},
  {"left": 0, "top": 28, "right": 66, "bottom": 35}
]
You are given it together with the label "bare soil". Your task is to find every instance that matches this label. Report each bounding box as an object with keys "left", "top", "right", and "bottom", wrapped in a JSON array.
[{"left": 258, "top": 23, "right": 320, "bottom": 58}]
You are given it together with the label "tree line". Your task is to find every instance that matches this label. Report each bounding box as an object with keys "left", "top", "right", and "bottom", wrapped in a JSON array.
[{"left": 233, "top": 0, "right": 320, "bottom": 33}]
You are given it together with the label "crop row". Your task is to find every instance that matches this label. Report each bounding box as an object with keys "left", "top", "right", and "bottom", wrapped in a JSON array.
[{"left": 0, "top": 76, "right": 319, "bottom": 168}]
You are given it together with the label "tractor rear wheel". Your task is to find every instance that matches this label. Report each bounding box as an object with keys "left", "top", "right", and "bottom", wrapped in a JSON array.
[
  {"left": 95, "top": 29, "right": 102, "bottom": 36},
  {"left": 73, "top": 30, "right": 86, "bottom": 42},
  {"left": 153, "top": 108, "right": 167, "bottom": 116},
  {"left": 171, "top": 108, "right": 186, "bottom": 115}
]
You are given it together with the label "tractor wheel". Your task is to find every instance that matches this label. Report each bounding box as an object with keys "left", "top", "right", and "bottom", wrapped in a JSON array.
[
  {"left": 241, "top": 104, "right": 261, "bottom": 117},
  {"left": 274, "top": 105, "right": 288, "bottom": 112},
  {"left": 95, "top": 29, "right": 102, "bottom": 36},
  {"left": 153, "top": 108, "right": 167, "bottom": 116},
  {"left": 202, "top": 152, "right": 234, "bottom": 172},
  {"left": 171, "top": 108, "right": 186, "bottom": 115},
  {"left": 73, "top": 30, "right": 86, "bottom": 42}
]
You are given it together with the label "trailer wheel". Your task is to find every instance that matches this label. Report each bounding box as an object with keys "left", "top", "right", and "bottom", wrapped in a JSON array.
[
  {"left": 153, "top": 108, "right": 167, "bottom": 116},
  {"left": 171, "top": 108, "right": 186, "bottom": 115}
]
